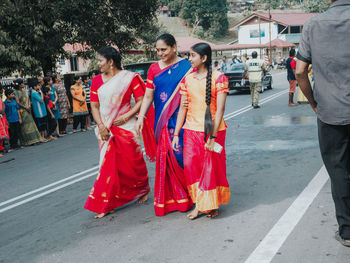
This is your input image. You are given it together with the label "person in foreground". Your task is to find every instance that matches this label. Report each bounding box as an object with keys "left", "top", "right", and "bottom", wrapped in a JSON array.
[
  {"left": 84, "top": 46, "right": 156, "bottom": 219},
  {"left": 172, "top": 43, "right": 230, "bottom": 219},
  {"left": 135, "top": 33, "right": 193, "bottom": 216},
  {"left": 295, "top": 0, "right": 350, "bottom": 247}
]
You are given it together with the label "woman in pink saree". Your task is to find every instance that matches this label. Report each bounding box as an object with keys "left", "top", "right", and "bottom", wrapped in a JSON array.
[{"left": 84, "top": 47, "right": 156, "bottom": 218}]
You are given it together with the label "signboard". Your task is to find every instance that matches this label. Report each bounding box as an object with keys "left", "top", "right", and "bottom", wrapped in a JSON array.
[{"left": 250, "top": 29, "right": 265, "bottom": 38}]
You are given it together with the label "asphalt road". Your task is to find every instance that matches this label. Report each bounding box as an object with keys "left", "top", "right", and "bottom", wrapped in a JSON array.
[{"left": 1, "top": 71, "right": 349, "bottom": 263}]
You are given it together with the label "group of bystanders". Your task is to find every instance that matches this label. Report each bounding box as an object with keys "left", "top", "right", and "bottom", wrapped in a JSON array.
[{"left": 0, "top": 73, "right": 95, "bottom": 158}]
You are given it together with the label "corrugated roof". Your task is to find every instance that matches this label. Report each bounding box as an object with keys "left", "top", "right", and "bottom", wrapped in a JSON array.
[
  {"left": 229, "top": 12, "right": 318, "bottom": 30},
  {"left": 176, "top": 37, "right": 216, "bottom": 53}
]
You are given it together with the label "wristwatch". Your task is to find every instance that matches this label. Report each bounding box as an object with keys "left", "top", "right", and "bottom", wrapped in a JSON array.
[{"left": 209, "top": 135, "right": 217, "bottom": 139}]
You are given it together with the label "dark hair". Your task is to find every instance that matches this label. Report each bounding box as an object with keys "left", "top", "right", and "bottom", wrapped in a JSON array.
[
  {"left": 43, "top": 77, "right": 51, "bottom": 87},
  {"left": 51, "top": 75, "right": 58, "bottom": 84},
  {"left": 29, "top": 78, "right": 39, "bottom": 88},
  {"left": 191, "top": 42, "right": 213, "bottom": 141},
  {"left": 156, "top": 33, "right": 176, "bottom": 47},
  {"left": 252, "top": 51, "right": 258, "bottom": 58},
  {"left": 97, "top": 46, "right": 122, "bottom": 70},
  {"left": 289, "top": 48, "right": 296, "bottom": 57},
  {"left": 214, "top": 61, "right": 219, "bottom": 66},
  {"left": 43, "top": 86, "right": 50, "bottom": 95},
  {"left": 73, "top": 75, "right": 81, "bottom": 84},
  {"left": 12, "top": 78, "right": 24, "bottom": 90},
  {"left": 82, "top": 75, "right": 88, "bottom": 82},
  {"left": 5, "top": 88, "right": 14, "bottom": 97}
]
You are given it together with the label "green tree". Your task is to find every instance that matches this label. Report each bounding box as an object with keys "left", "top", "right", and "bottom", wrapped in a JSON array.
[
  {"left": 303, "top": 0, "right": 331, "bottom": 12},
  {"left": 0, "top": 0, "right": 159, "bottom": 77},
  {"left": 179, "top": 0, "right": 228, "bottom": 39}
]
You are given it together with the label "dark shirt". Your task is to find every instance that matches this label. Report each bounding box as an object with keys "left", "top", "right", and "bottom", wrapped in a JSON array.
[
  {"left": 297, "top": 0, "right": 350, "bottom": 125},
  {"left": 286, "top": 57, "right": 296, "bottom": 81},
  {"left": 4, "top": 99, "right": 19, "bottom": 123}
]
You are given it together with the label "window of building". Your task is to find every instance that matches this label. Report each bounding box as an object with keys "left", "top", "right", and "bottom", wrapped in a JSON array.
[
  {"left": 59, "top": 57, "right": 65, "bottom": 65},
  {"left": 70, "top": 55, "right": 78, "bottom": 71}
]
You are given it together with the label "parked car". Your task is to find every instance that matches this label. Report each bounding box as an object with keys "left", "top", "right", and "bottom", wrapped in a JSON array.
[
  {"left": 224, "top": 63, "right": 273, "bottom": 93},
  {"left": 124, "top": 61, "right": 156, "bottom": 82}
]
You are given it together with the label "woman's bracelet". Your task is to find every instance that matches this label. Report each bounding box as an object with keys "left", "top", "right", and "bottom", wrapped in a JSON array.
[
  {"left": 173, "top": 134, "right": 179, "bottom": 137},
  {"left": 138, "top": 114, "right": 146, "bottom": 119},
  {"left": 97, "top": 122, "right": 104, "bottom": 128}
]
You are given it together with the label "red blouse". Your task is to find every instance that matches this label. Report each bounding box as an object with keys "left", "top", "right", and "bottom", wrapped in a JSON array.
[
  {"left": 90, "top": 73, "right": 145, "bottom": 103},
  {"left": 145, "top": 62, "right": 162, "bottom": 90}
]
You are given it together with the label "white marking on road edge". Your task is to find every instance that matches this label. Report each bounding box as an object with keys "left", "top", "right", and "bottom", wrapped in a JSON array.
[
  {"left": 224, "top": 89, "right": 289, "bottom": 121},
  {"left": 244, "top": 166, "right": 329, "bottom": 263},
  {"left": 0, "top": 166, "right": 99, "bottom": 208},
  {"left": 0, "top": 88, "right": 287, "bottom": 212},
  {"left": 0, "top": 171, "right": 98, "bottom": 214}
]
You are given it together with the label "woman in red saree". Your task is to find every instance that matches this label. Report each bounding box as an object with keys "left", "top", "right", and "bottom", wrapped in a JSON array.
[
  {"left": 135, "top": 34, "right": 193, "bottom": 216},
  {"left": 84, "top": 46, "right": 156, "bottom": 219},
  {"left": 0, "top": 84, "right": 9, "bottom": 157},
  {"left": 172, "top": 43, "right": 230, "bottom": 219}
]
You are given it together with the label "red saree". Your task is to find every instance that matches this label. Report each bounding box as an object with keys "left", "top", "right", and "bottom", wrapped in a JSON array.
[
  {"left": 183, "top": 130, "right": 230, "bottom": 212},
  {"left": 148, "top": 60, "right": 194, "bottom": 216},
  {"left": 84, "top": 71, "right": 153, "bottom": 214},
  {"left": 0, "top": 100, "right": 9, "bottom": 151}
]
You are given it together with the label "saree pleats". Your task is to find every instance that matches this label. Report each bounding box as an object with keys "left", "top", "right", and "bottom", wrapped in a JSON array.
[
  {"left": 84, "top": 126, "right": 150, "bottom": 214},
  {"left": 154, "top": 127, "right": 193, "bottom": 216},
  {"left": 19, "top": 110, "right": 42, "bottom": 146},
  {"left": 183, "top": 129, "right": 230, "bottom": 212}
]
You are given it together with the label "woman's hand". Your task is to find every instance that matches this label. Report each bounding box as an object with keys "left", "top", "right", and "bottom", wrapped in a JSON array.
[
  {"left": 98, "top": 124, "right": 110, "bottom": 141},
  {"left": 204, "top": 138, "right": 215, "bottom": 152},
  {"left": 113, "top": 115, "right": 129, "bottom": 126},
  {"left": 26, "top": 106, "right": 31, "bottom": 112},
  {"left": 172, "top": 135, "right": 179, "bottom": 152},
  {"left": 134, "top": 117, "right": 144, "bottom": 137},
  {"left": 79, "top": 100, "right": 85, "bottom": 106}
]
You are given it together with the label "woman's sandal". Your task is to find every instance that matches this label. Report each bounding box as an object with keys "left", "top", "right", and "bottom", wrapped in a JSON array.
[{"left": 207, "top": 210, "right": 219, "bottom": 219}]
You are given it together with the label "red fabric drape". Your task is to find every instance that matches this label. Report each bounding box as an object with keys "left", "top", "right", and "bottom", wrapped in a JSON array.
[
  {"left": 154, "top": 127, "right": 193, "bottom": 216},
  {"left": 84, "top": 126, "right": 150, "bottom": 214}
]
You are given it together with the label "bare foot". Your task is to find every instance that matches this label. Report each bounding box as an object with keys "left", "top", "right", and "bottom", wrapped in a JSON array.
[
  {"left": 187, "top": 207, "right": 200, "bottom": 220},
  {"left": 207, "top": 210, "right": 219, "bottom": 218},
  {"left": 0, "top": 153, "right": 3, "bottom": 158},
  {"left": 288, "top": 103, "right": 298, "bottom": 106},
  {"left": 94, "top": 210, "right": 115, "bottom": 219},
  {"left": 136, "top": 190, "right": 151, "bottom": 204}
]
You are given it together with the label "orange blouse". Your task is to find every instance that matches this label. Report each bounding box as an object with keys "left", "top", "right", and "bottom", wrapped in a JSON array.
[{"left": 180, "top": 70, "right": 229, "bottom": 132}]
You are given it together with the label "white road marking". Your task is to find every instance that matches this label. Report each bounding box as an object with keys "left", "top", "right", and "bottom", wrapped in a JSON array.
[
  {"left": 0, "top": 171, "right": 99, "bottom": 214},
  {"left": 244, "top": 166, "right": 329, "bottom": 263},
  {"left": 0, "top": 87, "right": 289, "bottom": 213},
  {"left": 0, "top": 166, "right": 99, "bottom": 208}
]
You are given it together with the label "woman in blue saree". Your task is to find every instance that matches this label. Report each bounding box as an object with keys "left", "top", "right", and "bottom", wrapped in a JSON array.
[{"left": 135, "top": 34, "right": 193, "bottom": 216}]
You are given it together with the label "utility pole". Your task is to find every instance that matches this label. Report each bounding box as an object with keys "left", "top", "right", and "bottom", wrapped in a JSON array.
[{"left": 269, "top": 0, "right": 272, "bottom": 66}]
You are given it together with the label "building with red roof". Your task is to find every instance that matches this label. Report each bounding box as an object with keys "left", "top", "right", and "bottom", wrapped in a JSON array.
[{"left": 229, "top": 12, "right": 318, "bottom": 45}]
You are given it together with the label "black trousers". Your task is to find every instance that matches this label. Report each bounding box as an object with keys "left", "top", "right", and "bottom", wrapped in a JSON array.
[
  {"left": 58, "top": 119, "right": 68, "bottom": 133},
  {"left": 73, "top": 115, "right": 86, "bottom": 130},
  {"left": 8, "top": 122, "right": 21, "bottom": 148},
  {"left": 47, "top": 116, "right": 57, "bottom": 137},
  {"left": 318, "top": 118, "right": 350, "bottom": 239}
]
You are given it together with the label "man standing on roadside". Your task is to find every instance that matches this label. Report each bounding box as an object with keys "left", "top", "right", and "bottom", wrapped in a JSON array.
[
  {"left": 287, "top": 48, "right": 298, "bottom": 106},
  {"left": 220, "top": 56, "right": 228, "bottom": 73},
  {"left": 243, "top": 51, "right": 266, "bottom": 109},
  {"left": 296, "top": 0, "right": 350, "bottom": 247}
]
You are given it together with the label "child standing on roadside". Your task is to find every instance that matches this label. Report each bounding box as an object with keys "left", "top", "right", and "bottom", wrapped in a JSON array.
[
  {"left": 43, "top": 86, "right": 57, "bottom": 141},
  {"left": 31, "top": 79, "right": 48, "bottom": 142},
  {"left": 4, "top": 88, "right": 22, "bottom": 149}
]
